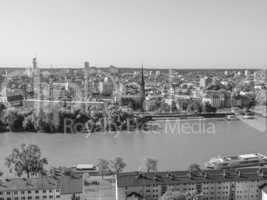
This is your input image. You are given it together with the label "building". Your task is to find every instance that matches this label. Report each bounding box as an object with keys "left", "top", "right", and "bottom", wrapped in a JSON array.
[
  {"left": 0, "top": 177, "right": 60, "bottom": 200},
  {"left": 116, "top": 168, "right": 267, "bottom": 200},
  {"left": 98, "top": 77, "right": 114, "bottom": 96},
  {"left": 261, "top": 184, "right": 267, "bottom": 200},
  {"left": 119, "top": 66, "right": 146, "bottom": 111},
  {"left": 58, "top": 174, "right": 83, "bottom": 200},
  {"left": 202, "top": 90, "right": 226, "bottom": 108},
  {"left": 200, "top": 77, "right": 212, "bottom": 89},
  {"left": 7, "top": 95, "right": 24, "bottom": 107},
  {"left": 254, "top": 70, "right": 267, "bottom": 84},
  {"left": 0, "top": 174, "right": 83, "bottom": 200},
  {"left": 0, "top": 96, "right": 8, "bottom": 104}
]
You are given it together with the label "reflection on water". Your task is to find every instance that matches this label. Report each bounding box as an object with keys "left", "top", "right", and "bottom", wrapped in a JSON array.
[{"left": 0, "top": 118, "right": 266, "bottom": 175}]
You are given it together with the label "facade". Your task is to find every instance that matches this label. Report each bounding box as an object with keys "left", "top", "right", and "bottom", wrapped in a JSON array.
[
  {"left": 200, "top": 77, "right": 212, "bottom": 89},
  {"left": 116, "top": 168, "right": 267, "bottom": 200},
  {"left": 202, "top": 91, "right": 226, "bottom": 108},
  {"left": 0, "top": 177, "right": 60, "bottom": 200},
  {"left": 0, "top": 174, "right": 83, "bottom": 200}
]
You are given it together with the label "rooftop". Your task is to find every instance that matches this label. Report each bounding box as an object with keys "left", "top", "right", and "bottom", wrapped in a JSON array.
[
  {"left": 117, "top": 168, "right": 267, "bottom": 187},
  {"left": 0, "top": 174, "right": 83, "bottom": 194},
  {"left": 0, "top": 177, "right": 59, "bottom": 192},
  {"left": 58, "top": 174, "right": 83, "bottom": 195}
]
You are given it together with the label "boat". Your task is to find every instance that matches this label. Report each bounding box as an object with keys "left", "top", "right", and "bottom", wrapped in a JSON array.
[
  {"left": 75, "top": 164, "right": 97, "bottom": 171},
  {"left": 226, "top": 115, "right": 239, "bottom": 121},
  {"left": 205, "top": 153, "right": 267, "bottom": 169},
  {"left": 242, "top": 114, "right": 255, "bottom": 119}
]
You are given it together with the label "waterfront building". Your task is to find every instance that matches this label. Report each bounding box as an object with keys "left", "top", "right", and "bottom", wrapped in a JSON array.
[
  {"left": 116, "top": 168, "right": 267, "bottom": 200},
  {"left": 202, "top": 90, "right": 226, "bottom": 108}
]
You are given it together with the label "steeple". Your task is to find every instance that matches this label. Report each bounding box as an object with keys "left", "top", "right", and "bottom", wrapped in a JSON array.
[
  {"left": 140, "top": 64, "right": 145, "bottom": 111},
  {"left": 32, "top": 57, "right": 37, "bottom": 70}
]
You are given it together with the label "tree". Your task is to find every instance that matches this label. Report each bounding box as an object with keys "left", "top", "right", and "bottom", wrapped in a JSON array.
[
  {"left": 96, "top": 159, "right": 110, "bottom": 179},
  {"left": 161, "top": 190, "right": 186, "bottom": 200},
  {"left": 145, "top": 158, "right": 158, "bottom": 172},
  {"left": 188, "top": 163, "right": 202, "bottom": 176},
  {"left": 204, "top": 102, "right": 217, "bottom": 113},
  {"left": 109, "top": 157, "right": 127, "bottom": 175},
  {"left": 3, "top": 108, "right": 25, "bottom": 132},
  {"left": 5, "top": 144, "right": 48, "bottom": 178}
]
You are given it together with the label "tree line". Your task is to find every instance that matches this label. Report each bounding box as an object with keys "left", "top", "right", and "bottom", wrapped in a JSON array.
[
  {"left": 0, "top": 103, "right": 143, "bottom": 133},
  {"left": 0, "top": 144, "right": 163, "bottom": 179}
]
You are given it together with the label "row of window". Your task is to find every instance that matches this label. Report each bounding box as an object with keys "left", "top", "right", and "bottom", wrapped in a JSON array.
[
  {"left": 0, "top": 190, "right": 57, "bottom": 196},
  {"left": 0, "top": 195, "right": 60, "bottom": 200}
]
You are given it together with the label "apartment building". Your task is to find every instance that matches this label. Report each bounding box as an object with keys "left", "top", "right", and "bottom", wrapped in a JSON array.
[
  {"left": 0, "top": 174, "right": 83, "bottom": 200},
  {"left": 116, "top": 168, "right": 267, "bottom": 200},
  {"left": 0, "top": 177, "right": 60, "bottom": 200}
]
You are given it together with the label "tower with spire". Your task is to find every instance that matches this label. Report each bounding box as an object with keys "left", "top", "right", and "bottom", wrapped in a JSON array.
[{"left": 140, "top": 65, "right": 145, "bottom": 112}]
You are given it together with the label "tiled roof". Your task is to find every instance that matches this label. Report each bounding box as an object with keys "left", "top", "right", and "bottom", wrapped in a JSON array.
[
  {"left": 117, "top": 168, "right": 267, "bottom": 187},
  {"left": 0, "top": 177, "right": 59, "bottom": 192},
  {"left": 0, "top": 174, "right": 83, "bottom": 194},
  {"left": 58, "top": 174, "right": 83, "bottom": 194}
]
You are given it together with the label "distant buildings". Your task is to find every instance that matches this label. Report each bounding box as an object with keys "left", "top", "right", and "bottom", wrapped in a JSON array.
[{"left": 116, "top": 168, "right": 267, "bottom": 200}]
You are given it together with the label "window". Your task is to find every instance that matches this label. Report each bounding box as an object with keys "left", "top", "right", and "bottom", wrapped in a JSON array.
[
  {"left": 49, "top": 195, "right": 53, "bottom": 199},
  {"left": 36, "top": 196, "right": 39, "bottom": 199},
  {"left": 28, "top": 197, "right": 32, "bottom": 200},
  {"left": 21, "top": 191, "right": 25, "bottom": 194},
  {"left": 56, "top": 195, "right": 60, "bottom": 198},
  {"left": 43, "top": 190, "right": 46, "bottom": 193},
  {"left": 6, "top": 192, "right": 11, "bottom": 195},
  {"left": 15, "top": 197, "right": 19, "bottom": 200},
  {"left": 22, "top": 197, "right": 26, "bottom": 200},
  {"left": 28, "top": 191, "right": 31, "bottom": 194},
  {"left": 0, "top": 192, "right": 2, "bottom": 195},
  {"left": 43, "top": 195, "right": 47, "bottom": 199},
  {"left": 7, "top": 198, "right": 11, "bottom": 200},
  {"left": 0, "top": 198, "right": 4, "bottom": 200}
]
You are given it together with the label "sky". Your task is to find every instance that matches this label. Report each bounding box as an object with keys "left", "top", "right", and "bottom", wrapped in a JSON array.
[{"left": 0, "top": 0, "right": 267, "bottom": 68}]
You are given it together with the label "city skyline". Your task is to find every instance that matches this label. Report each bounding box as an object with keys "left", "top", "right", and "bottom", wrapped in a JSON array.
[{"left": 0, "top": 0, "right": 267, "bottom": 68}]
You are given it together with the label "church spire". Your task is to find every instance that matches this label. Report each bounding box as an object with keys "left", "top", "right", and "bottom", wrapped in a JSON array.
[{"left": 140, "top": 64, "right": 145, "bottom": 111}]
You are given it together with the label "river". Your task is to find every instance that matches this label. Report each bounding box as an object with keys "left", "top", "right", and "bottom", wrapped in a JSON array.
[{"left": 0, "top": 117, "right": 266, "bottom": 174}]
